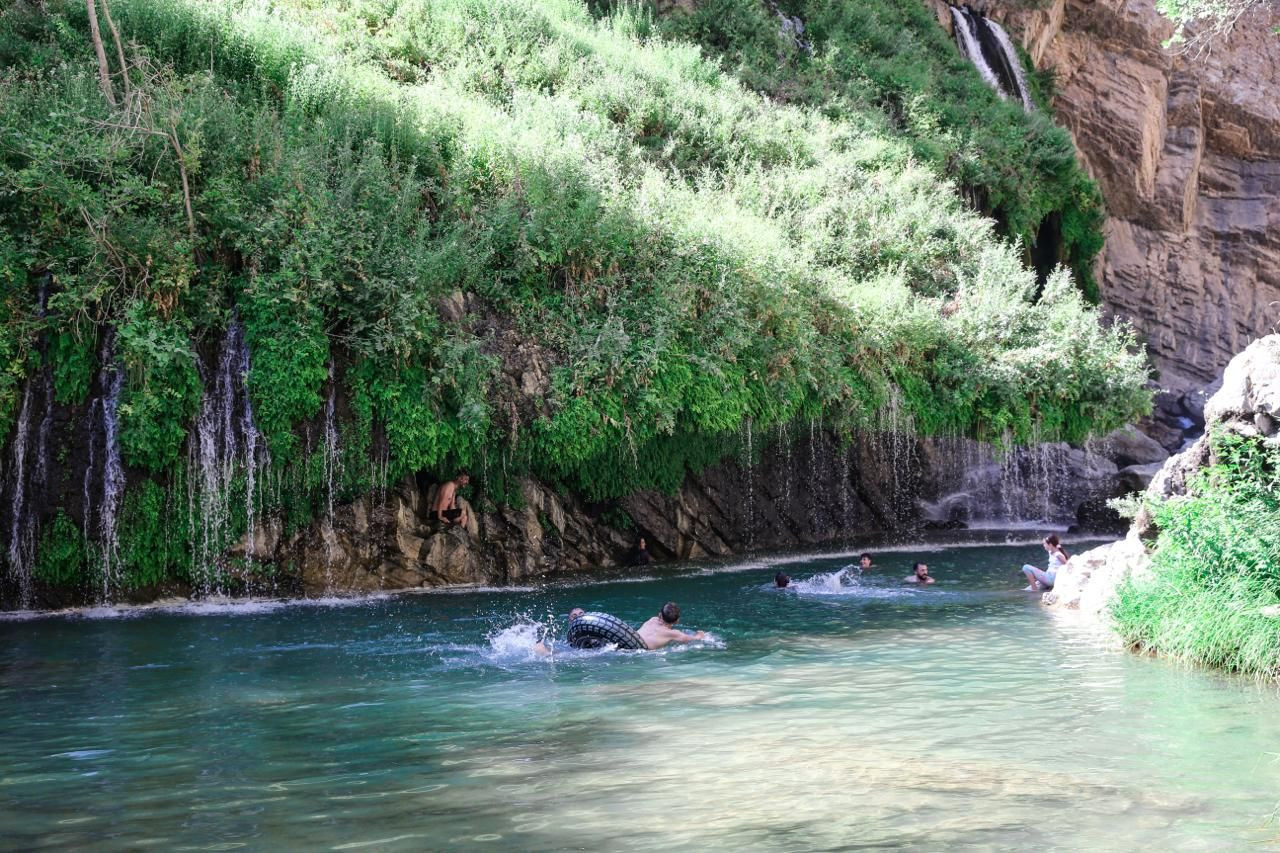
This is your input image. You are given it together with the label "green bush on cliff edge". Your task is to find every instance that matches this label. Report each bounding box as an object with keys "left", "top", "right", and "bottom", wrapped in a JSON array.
[
  {"left": 0, "top": 0, "right": 1149, "bottom": 594},
  {"left": 1112, "top": 431, "right": 1280, "bottom": 679}
]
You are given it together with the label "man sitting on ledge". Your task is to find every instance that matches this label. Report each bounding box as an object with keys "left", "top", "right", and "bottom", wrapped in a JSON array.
[
  {"left": 430, "top": 472, "right": 471, "bottom": 528},
  {"left": 637, "top": 602, "right": 707, "bottom": 649}
]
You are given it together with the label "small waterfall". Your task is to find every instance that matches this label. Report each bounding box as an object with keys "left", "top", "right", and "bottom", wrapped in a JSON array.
[
  {"left": 189, "top": 320, "right": 265, "bottom": 594},
  {"left": 5, "top": 282, "right": 55, "bottom": 607},
  {"left": 97, "top": 350, "right": 126, "bottom": 597},
  {"left": 949, "top": 6, "right": 1034, "bottom": 111},
  {"left": 740, "top": 418, "right": 755, "bottom": 548},
  {"left": 322, "top": 360, "right": 341, "bottom": 589},
  {"left": 764, "top": 0, "right": 812, "bottom": 54},
  {"left": 918, "top": 435, "right": 1080, "bottom": 528},
  {"left": 876, "top": 390, "right": 917, "bottom": 525}
]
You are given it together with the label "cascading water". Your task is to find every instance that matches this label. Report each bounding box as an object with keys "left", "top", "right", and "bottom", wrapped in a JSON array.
[
  {"left": 4, "top": 282, "right": 54, "bottom": 607},
  {"left": 188, "top": 320, "right": 266, "bottom": 595},
  {"left": 97, "top": 349, "right": 126, "bottom": 598},
  {"left": 764, "top": 0, "right": 812, "bottom": 54},
  {"left": 949, "top": 6, "right": 1034, "bottom": 111},
  {"left": 917, "top": 435, "right": 1083, "bottom": 529},
  {"left": 322, "top": 360, "right": 341, "bottom": 590}
]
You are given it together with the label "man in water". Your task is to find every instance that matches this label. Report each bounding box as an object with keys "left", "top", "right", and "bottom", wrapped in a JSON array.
[
  {"left": 637, "top": 602, "right": 707, "bottom": 649},
  {"left": 533, "top": 607, "right": 586, "bottom": 656},
  {"left": 775, "top": 572, "right": 791, "bottom": 588},
  {"left": 903, "top": 562, "right": 935, "bottom": 584},
  {"left": 858, "top": 553, "right": 875, "bottom": 572},
  {"left": 430, "top": 472, "right": 470, "bottom": 527}
]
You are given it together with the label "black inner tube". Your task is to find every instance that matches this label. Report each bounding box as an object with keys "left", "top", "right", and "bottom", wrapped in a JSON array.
[{"left": 565, "top": 612, "right": 647, "bottom": 650}]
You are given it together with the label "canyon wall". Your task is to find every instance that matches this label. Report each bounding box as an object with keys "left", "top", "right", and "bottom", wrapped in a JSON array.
[{"left": 961, "top": 0, "right": 1280, "bottom": 390}]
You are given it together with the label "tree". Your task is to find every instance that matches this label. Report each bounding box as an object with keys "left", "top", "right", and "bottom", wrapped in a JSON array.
[{"left": 1155, "top": 0, "right": 1277, "bottom": 54}]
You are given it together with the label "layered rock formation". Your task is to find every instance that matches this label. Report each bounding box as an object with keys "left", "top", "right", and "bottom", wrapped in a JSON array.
[
  {"left": 939, "top": 0, "right": 1280, "bottom": 391},
  {"left": 1046, "top": 333, "right": 1280, "bottom": 618}
]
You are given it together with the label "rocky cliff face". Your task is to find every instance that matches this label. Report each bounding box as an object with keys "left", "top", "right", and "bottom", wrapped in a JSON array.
[
  {"left": 1046, "top": 333, "right": 1280, "bottom": 618},
  {"left": 966, "top": 0, "right": 1280, "bottom": 391},
  {"left": 219, "top": 422, "right": 1153, "bottom": 599}
]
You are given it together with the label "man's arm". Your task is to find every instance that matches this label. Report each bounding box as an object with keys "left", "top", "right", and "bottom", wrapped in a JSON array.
[{"left": 667, "top": 628, "right": 707, "bottom": 643}]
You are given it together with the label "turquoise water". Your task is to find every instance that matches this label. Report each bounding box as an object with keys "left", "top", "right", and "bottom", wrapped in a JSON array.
[{"left": 2, "top": 540, "right": 1278, "bottom": 850}]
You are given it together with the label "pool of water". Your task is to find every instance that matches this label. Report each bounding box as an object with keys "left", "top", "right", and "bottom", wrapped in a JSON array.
[{"left": 2, "top": 540, "right": 1278, "bottom": 850}]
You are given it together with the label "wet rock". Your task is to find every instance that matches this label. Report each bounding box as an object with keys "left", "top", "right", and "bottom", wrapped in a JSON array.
[
  {"left": 1116, "top": 462, "right": 1164, "bottom": 493},
  {"left": 1097, "top": 425, "right": 1170, "bottom": 467}
]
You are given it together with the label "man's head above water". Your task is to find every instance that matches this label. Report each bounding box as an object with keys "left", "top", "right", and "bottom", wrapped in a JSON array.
[
  {"left": 913, "top": 562, "right": 929, "bottom": 578},
  {"left": 775, "top": 572, "right": 790, "bottom": 588},
  {"left": 659, "top": 601, "right": 681, "bottom": 625},
  {"left": 568, "top": 607, "right": 585, "bottom": 621}
]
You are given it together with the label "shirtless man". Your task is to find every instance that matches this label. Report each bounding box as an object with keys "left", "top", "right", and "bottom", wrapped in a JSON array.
[
  {"left": 637, "top": 602, "right": 706, "bottom": 650},
  {"left": 903, "top": 561, "right": 935, "bottom": 585},
  {"left": 431, "top": 473, "right": 470, "bottom": 527},
  {"left": 858, "top": 553, "right": 875, "bottom": 572}
]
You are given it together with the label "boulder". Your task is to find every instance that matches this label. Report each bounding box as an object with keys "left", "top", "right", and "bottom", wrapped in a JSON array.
[{"left": 1097, "top": 425, "right": 1170, "bottom": 467}]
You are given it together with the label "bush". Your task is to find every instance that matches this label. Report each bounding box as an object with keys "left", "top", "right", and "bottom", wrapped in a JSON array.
[{"left": 1112, "top": 430, "right": 1280, "bottom": 679}]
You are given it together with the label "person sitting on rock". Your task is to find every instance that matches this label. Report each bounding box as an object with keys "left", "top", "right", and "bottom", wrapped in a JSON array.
[
  {"left": 430, "top": 472, "right": 470, "bottom": 528},
  {"left": 534, "top": 607, "right": 585, "bottom": 656},
  {"left": 904, "top": 561, "right": 935, "bottom": 585},
  {"left": 1021, "top": 534, "right": 1069, "bottom": 591},
  {"left": 627, "top": 537, "right": 654, "bottom": 567},
  {"left": 637, "top": 602, "right": 707, "bottom": 649}
]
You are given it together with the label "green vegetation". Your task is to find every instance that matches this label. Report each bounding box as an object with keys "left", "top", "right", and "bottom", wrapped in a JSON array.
[
  {"left": 1154, "top": 0, "right": 1274, "bottom": 51},
  {"left": 638, "top": 0, "right": 1106, "bottom": 299},
  {"left": 0, "top": 0, "right": 1149, "bottom": 594},
  {"left": 1112, "top": 430, "right": 1280, "bottom": 679}
]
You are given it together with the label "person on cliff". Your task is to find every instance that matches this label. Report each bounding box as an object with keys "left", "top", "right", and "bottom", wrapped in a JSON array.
[
  {"left": 533, "top": 608, "right": 586, "bottom": 656},
  {"left": 430, "top": 472, "right": 470, "bottom": 528},
  {"left": 1021, "top": 535, "right": 1069, "bottom": 591},
  {"left": 626, "top": 537, "right": 654, "bottom": 567},
  {"left": 637, "top": 602, "right": 707, "bottom": 649},
  {"left": 903, "top": 562, "right": 935, "bottom": 585}
]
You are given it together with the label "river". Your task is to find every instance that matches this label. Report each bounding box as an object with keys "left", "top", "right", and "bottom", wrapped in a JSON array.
[{"left": 2, "top": 539, "right": 1277, "bottom": 849}]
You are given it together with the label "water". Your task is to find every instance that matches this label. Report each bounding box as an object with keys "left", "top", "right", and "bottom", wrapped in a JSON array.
[
  {"left": 950, "top": 7, "right": 1034, "bottom": 111},
  {"left": 2, "top": 540, "right": 1278, "bottom": 850}
]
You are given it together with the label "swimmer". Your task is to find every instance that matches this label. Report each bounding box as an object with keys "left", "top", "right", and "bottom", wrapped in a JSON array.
[
  {"left": 775, "top": 572, "right": 791, "bottom": 588},
  {"left": 903, "top": 562, "right": 935, "bottom": 585},
  {"left": 637, "top": 602, "right": 707, "bottom": 650},
  {"left": 857, "top": 553, "right": 875, "bottom": 572},
  {"left": 533, "top": 607, "right": 586, "bottom": 655}
]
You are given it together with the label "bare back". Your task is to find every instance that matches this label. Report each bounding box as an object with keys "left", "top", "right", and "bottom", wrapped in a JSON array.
[
  {"left": 637, "top": 616, "right": 704, "bottom": 650},
  {"left": 433, "top": 481, "right": 457, "bottom": 514}
]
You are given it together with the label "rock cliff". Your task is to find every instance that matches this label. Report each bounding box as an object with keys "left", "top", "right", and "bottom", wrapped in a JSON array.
[{"left": 942, "top": 0, "right": 1280, "bottom": 391}]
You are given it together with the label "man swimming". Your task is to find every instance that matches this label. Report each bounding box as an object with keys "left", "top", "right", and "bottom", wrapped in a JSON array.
[
  {"left": 775, "top": 572, "right": 791, "bottom": 588},
  {"left": 903, "top": 562, "right": 935, "bottom": 584},
  {"left": 858, "top": 553, "right": 875, "bottom": 571},
  {"left": 637, "top": 602, "right": 707, "bottom": 649},
  {"left": 533, "top": 607, "right": 585, "bottom": 656}
]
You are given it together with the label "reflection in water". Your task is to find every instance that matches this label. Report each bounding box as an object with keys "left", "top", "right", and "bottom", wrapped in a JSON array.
[{"left": 2, "top": 541, "right": 1278, "bottom": 850}]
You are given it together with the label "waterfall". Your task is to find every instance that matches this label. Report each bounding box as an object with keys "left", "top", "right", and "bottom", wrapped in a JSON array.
[
  {"left": 949, "top": 6, "right": 1034, "bottom": 111},
  {"left": 189, "top": 320, "right": 265, "bottom": 594},
  {"left": 97, "top": 347, "right": 126, "bottom": 598},
  {"left": 764, "top": 0, "right": 812, "bottom": 54},
  {"left": 322, "top": 360, "right": 341, "bottom": 590},
  {"left": 740, "top": 418, "right": 755, "bottom": 548},
  {"left": 5, "top": 282, "right": 55, "bottom": 607}
]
